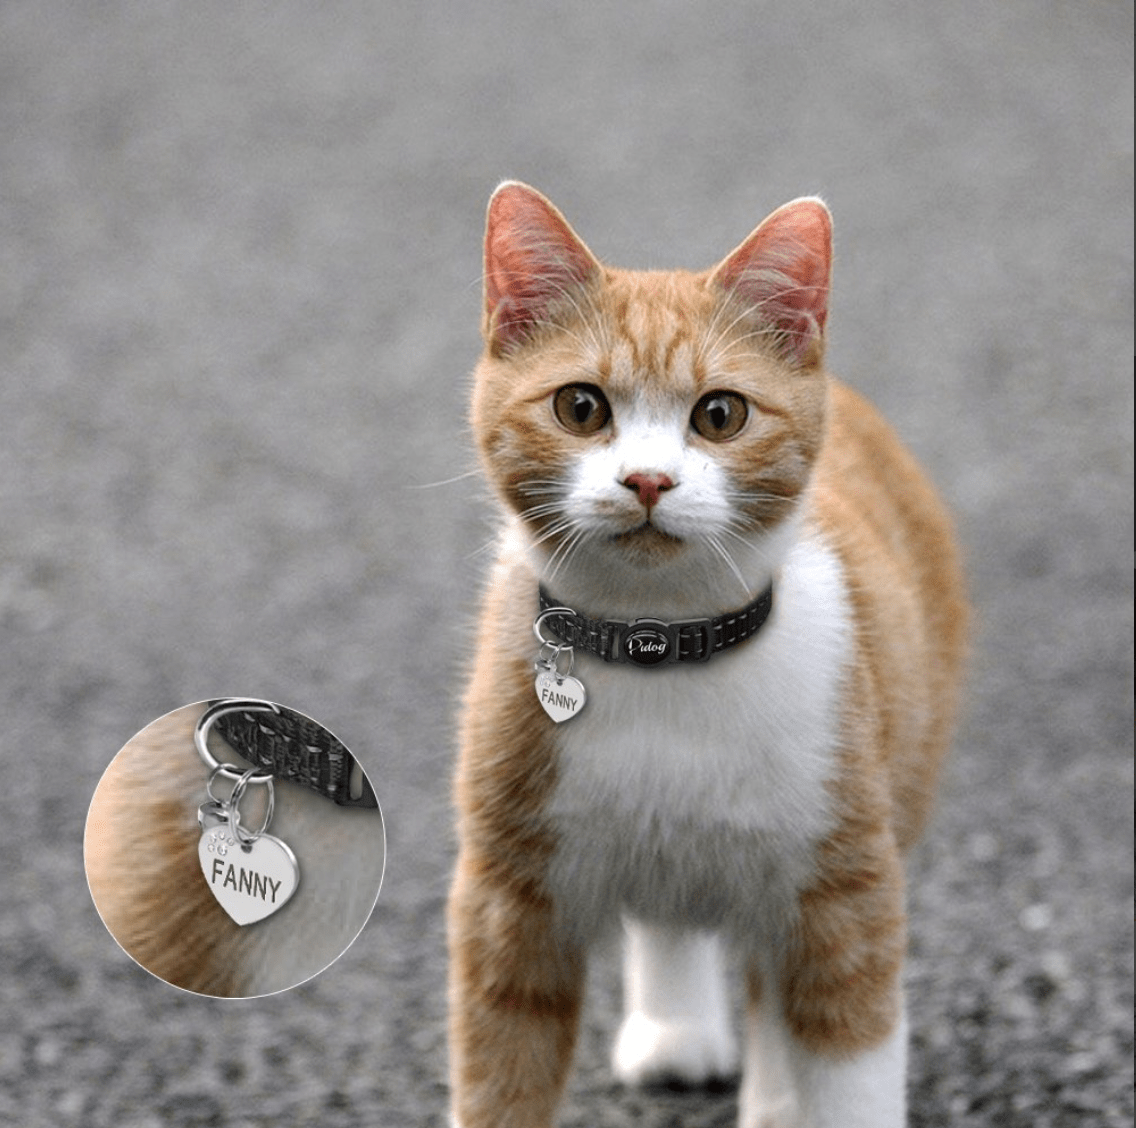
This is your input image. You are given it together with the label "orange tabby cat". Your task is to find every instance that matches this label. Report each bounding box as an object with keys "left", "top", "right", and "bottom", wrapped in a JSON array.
[{"left": 448, "top": 182, "right": 967, "bottom": 1128}]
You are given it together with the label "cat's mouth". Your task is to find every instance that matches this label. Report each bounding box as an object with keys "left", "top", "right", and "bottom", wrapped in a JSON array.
[{"left": 612, "top": 521, "right": 684, "bottom": 551}]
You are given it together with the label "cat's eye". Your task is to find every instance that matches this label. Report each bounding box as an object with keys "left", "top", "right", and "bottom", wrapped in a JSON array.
[
  {"left": 553, "top": 384, "right": 611, "bottom": 435},
  {"left": 691, "top": 391, "right": 748, "bottom": 441}
]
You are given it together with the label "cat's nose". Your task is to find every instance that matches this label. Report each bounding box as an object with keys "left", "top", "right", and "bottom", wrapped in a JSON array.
[{"left": 622, "top": 472, "right": 675, "bottom": 509}]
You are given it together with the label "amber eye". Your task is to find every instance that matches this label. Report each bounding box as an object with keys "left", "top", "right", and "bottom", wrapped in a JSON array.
[
  {"left": 691, "top": 391, "right": 748, "bottom": 440},
  {"left": 553, "top": 384, "right": 611, "bottom": 435}
]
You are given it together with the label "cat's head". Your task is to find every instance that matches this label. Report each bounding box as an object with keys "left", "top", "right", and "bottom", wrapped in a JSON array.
[{"left": 472, "top": 181, "right": 831, "bottom": 606}]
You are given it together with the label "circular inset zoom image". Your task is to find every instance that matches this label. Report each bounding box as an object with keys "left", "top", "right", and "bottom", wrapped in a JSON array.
[{"left": 85, "top": 699, "right": 386, "bottom": 998}]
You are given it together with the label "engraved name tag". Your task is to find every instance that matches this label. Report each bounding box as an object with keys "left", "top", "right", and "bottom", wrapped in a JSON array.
[
  {"left": 535, "top": 670, "right": 587, "bottom": 723},
  {"left": 198, "top": 827, "right": 299, "bottom": 926}
]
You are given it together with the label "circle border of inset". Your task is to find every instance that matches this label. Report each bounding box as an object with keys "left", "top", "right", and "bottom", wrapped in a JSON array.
[{"left": 84, "top": 699, "right": 385, "bottom": 999}]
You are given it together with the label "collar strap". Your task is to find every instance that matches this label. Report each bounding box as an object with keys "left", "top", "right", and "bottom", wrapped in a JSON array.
[
  {"left": 537, "top": 583, "right": 773, "bottom": 667},
  {"left": 208, "top": 700, "right": 378, "bottom": 808}
]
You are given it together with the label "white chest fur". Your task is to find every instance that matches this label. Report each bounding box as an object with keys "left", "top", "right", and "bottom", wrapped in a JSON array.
[{"left": 541, "top": 533, "right": 852, "bottom": 946}]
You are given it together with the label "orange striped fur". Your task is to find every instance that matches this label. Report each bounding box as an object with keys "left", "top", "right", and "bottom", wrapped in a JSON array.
[{"left": 449, "top": 182, "right": 967, "bottom": 1127}]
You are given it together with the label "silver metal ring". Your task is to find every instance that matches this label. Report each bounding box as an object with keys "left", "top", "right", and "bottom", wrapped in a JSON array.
[
  {"left": 205, "top": 762, "right": 273, "bottom": 807},
  {"left": 537, "top": 640, "right": 575, "bottom": 679},
  {"left": 195, "top": 698, "right": 280, "bottom": 783},
  {"left": 227, "top": 767, "right": 275, "bottom": 847},
  {"left": 205, "top": 764, "right": 235, "bottom": 807},
  {"left": 533, "top": 606, "right": 576, "bottom": 646}
]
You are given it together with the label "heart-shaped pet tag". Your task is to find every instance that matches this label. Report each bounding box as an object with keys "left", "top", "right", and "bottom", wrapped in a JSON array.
[
  {"left": 198, "top": 827, "right": 299, "bottom": 926},
  {"left": 535, "top": 669, "right": 587, "bottom": 723}
]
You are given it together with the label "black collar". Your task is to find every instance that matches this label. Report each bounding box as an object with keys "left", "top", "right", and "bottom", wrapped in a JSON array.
[
  {"left": 202, "top": 699, "right": 378, "bottom": 808},
  {"left": 537, "top": 583, "right": 774, "bottom": 667}
]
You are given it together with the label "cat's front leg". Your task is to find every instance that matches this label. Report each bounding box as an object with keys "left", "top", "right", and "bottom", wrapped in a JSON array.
[
  {"left": 613, "top": 919, "right": 739, "bottom": 1088},
  {"left": 738, "top": 969, "right": 907, "bottom": 1128},
  {"left": 790, "top": 1003, "right": 907, "bottom": 1128},
  {"left": 448, "top": 859, "right": 585, "bottom": 1128},
  {"left": 739, "top": 847, "right": 910, "bottom": 1128}
]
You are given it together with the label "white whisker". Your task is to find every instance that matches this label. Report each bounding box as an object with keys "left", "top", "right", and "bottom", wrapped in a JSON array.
[
  {"left": 408, "top": 468, "right": 482, "bottom": 490},
  {"left": 702, "top": 532, "right": 751, "bottom": 596},
  {"left": 464, "top": 538, "right": 502, "bottom": 562},
  {"left": 544, "top": 523, "right": 594, "bottom": 584}
]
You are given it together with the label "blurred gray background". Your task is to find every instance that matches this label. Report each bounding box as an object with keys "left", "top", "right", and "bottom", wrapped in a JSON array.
[{"left": 1, "top": 2, "right": 1131, "bottom": 1126}]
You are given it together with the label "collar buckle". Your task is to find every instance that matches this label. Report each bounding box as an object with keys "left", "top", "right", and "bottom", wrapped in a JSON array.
[
  {"left": 618, "top": 616, "right": 714, "bottom": 666},
  {"left": 672, "top": 617, "right": 715, "bottom": 662}
]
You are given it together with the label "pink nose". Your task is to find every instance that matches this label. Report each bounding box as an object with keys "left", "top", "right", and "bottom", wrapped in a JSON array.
[{"left": 622, "top": 472, "right": 675, "bottom": 509}]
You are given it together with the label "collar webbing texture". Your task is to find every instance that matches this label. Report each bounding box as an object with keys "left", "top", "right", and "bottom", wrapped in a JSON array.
[
  {"left": 536, "top": 583, "right": 774, "bottom": 667},
  {"left": 213, "top": 703, "right": 378, "bottom": 808}
]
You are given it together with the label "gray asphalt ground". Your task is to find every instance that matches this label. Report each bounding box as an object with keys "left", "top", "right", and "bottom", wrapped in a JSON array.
[{"left": 1, "top": 3, "right": 1131, "bottom": 1126}]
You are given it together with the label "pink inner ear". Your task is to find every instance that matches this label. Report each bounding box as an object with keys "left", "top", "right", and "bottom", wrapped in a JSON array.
[
  {"left": 484, "top": 184, "right": 597, "bottom": 350},
  {"left": 714, "top": 199, "right": 832, "bottom": 363}
]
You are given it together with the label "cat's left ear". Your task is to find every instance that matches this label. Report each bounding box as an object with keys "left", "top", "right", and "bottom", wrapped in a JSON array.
[
  {"left": 482, "top": 181, "right": 601, "bottom": 355},
  {"left": 709, "top": 197, "right": 832, "bottom": 367}
]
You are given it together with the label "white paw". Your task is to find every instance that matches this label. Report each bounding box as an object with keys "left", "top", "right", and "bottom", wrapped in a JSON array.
[{"left": 613, "top": 1011, "right": 739, "bottom": 1087}]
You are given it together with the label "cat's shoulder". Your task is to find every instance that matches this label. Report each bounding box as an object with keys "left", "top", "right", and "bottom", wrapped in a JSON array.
[
  {"left": 812, "top": 376, "right": 956, "bottom": 558},
  {"left": 820, "top": 378, "right": 912, "bottom": 468}
]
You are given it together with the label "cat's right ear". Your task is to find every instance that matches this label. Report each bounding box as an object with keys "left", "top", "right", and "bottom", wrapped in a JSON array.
[{"left": 483, "top": 181, "right": 601, "bottom": 355}]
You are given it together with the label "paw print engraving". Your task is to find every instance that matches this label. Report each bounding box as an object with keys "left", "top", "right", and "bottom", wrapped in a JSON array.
[{"left": 206, "top": 829, "right": 233, "bottom": 858}]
